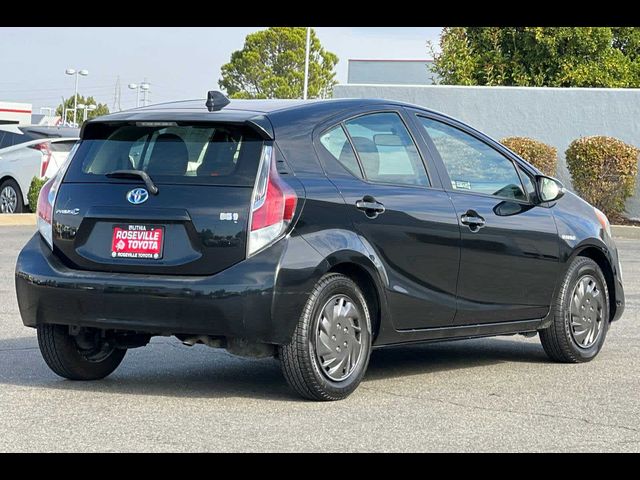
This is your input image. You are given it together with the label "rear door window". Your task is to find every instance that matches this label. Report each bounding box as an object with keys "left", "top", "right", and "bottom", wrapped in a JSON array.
[
  {"left": 343, "top": 112, "right": 429, "bottom": 187},
  {"left": 64, "top": 122, "right": 265, "bottom": 186}
]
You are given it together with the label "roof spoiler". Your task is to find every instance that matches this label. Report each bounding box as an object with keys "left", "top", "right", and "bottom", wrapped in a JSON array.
[
  {"left": 246, "top": 115, "right": 274, "bottom": 140},
  {"left": 80, "top": 116, "right": 274, "bottom": 141}
]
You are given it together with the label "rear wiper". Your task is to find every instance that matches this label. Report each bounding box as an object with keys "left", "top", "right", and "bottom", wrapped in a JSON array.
[{"left": 105, "top": 169, "right": 159, "bottom": 195}]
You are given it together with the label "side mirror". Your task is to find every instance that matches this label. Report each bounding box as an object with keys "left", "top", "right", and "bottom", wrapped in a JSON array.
[{"left": 536, "top": 175, "right": 565, "bottom": 203}]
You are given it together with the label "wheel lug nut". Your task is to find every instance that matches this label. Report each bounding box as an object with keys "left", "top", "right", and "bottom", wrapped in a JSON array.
[
  {"left": 336, "top": 347, "right": 341, "bottom": 352},
  {"left": 331, "top": 335, "right": 336, "bottom": 341},
  {"left": 343, "top": 341, "right": 347, "bottom": 346},
  {"left": 337, "top": 323, "right": 341, "bottom": 329},
  {"left": 343, "top": 327, "right": 348, "bottom": 333}
]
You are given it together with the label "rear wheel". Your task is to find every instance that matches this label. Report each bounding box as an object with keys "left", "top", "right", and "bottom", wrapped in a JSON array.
[
  {"left": 539, "top": 256, "right": 609, "bottom": 363},
  {"left": 0, "top": 179, "right": 24, "bottom": 213},
  {"left": 279, "top": 273, "right": 372, "bottom": 401},
  {"left": 37, "top": 324, "right": 126, "bottom": 380}
]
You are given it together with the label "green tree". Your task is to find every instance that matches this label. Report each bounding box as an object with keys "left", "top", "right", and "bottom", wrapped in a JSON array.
[
  {"left": 430, "top": 27, "right": 640, "bottom": 87},
  {"left": 56, "top": 95, "right": 109, "bottom": 126},
  {"left": 219, "top": 27, "right": 338, "bottom": 99}
]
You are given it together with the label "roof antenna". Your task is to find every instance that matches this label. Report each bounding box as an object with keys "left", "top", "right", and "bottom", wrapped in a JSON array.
[{"left": 206, "top": 91, "right": 230, "bottom": 112}]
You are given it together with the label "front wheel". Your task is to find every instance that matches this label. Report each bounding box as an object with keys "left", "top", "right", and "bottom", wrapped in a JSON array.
[
  {"left": 539, "top": 256, "right": 609, "bottom": 363},
  {"left": 37, "top": 324, "right": 126, "bottom": 380},
  {"left": 279, "top": 273, "right": 372, "bottom": 401}
]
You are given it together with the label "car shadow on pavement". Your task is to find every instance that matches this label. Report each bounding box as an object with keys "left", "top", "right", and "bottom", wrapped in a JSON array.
[
  {"left": 0, "top": 334, "right": 548, "bottom": 401},
  {"left": 366, "top": 336, "right": 548, "bottom": 381}
]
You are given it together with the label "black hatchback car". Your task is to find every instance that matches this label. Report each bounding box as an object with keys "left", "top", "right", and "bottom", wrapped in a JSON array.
[{"left": 15, "top": 93, "right": 625, "bottom": 400}]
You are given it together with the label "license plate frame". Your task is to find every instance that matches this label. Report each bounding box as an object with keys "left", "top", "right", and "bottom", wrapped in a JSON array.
[{"left": 111, "top": 224, "right": 165, "bottom": 260}]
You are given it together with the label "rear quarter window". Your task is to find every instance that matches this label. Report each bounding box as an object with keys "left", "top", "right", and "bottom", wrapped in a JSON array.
[{"left": 64, "top": 122, "right": 265, "bottom": 186}]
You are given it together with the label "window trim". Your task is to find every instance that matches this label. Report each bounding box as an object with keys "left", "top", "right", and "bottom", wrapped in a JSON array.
[
  {"left": 318, "top": 123, "right": 365, "bottom": 179},
  {"left": 414, "top": 113, "right": 534, "bottom": 204},
  {"left": 316, "top": 109, "right": 434, "bottom": 189},
  {"left": 514, "top": 161, "right": 539, "bottom": 204}
]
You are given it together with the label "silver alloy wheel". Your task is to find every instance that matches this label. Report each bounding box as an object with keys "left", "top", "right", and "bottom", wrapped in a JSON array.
[
  {"left": 0, "top": 186, "right": 18, "bottom": 213},
  {"left": 314, "top": 294, "right": 364, "bottom": 382},
  {"left": 569, "top": 274, "right": 604, "bottom": 349}
]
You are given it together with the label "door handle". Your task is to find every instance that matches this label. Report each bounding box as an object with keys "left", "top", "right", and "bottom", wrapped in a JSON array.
[
  {"left": 356, "top": 196, "right": 385, "bottom": 218},
  {"left": 460, "top": 211, "right": 486, "bottom": 231}
]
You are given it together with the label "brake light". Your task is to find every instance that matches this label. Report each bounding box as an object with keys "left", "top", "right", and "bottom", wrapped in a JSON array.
[
  {"left": 36, "top": 145, "right": 76, "bottom": 250},
  {"left": 36, "top": 142, "right": 78, "bottom": 249},
  {"left": 247, "top": 145, "right": 297, "bottom": 256},
  {"left": 30, "top": 142, "right": 52, "bottom": 178},
  {"left": 36, "top": 178, "right": 55, "bottom": 249}
]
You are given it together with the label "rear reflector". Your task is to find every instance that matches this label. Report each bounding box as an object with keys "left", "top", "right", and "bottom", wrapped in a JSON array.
[{"left": 247, "top": 145, "right": 297, "bottom": 256}]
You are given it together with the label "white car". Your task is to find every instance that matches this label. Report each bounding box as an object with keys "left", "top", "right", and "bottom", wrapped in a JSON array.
[{"left": 0, "top": 125, "right": 78, "bottom": 213}]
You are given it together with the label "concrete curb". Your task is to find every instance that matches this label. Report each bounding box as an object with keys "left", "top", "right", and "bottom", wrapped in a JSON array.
[
  {"left": 612, "top": 225, "right": 640, "bottom": 240},
  {"left": 0, "top": 214, "right": 36, "bottom": 226}
]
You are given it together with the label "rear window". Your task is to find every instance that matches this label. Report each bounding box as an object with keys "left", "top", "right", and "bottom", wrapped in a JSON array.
[{"left": 64, "top": 122, "right": 265, "bottom": 186}]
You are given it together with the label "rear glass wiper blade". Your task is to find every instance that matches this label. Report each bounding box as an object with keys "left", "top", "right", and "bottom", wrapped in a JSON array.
[{"left": 105, "top": 169, "right": 159, "bottom": 195}]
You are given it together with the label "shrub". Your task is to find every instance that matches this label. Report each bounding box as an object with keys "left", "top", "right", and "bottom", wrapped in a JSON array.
[
  {"left": 566, "top": 136, "right": 639, "bottom": 218},
  {"left": 501, "top": 137, "right": 558, "bottom": 176},
  {"left": 27, "top": 177, "right": 48, "bottom": 212}
]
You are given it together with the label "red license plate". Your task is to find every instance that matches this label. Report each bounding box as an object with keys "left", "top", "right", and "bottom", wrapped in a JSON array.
[{"left": 111, "top": 225, "right": 164, "bottom": 259}]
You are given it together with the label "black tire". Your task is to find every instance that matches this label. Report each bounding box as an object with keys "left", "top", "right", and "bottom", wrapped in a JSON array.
[
  {"left": 0, "top": 178, "right": 24, "bottom": 213},
  {"left": 539, "top": 256, "right": 609, "bottom": 363},
  {"left": 279, "top": 273, "right": 372, "bottom": 401},
  {"left": 37, "top": 324, "right": 126, "bottom": 380}
]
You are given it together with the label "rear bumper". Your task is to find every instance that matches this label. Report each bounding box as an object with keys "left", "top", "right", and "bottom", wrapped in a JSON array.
[{"left": 15, "top": 233, "right": 321, "bottom": 344}]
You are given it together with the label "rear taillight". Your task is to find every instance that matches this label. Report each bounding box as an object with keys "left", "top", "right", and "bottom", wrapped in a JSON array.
[
  {"left": 30, "top": 142, "right": 52, "bottom": 178},
  {"left": 36, "top": 178, "right": 55, "bottom": 249},
  {"left": 247, "top": 145, "right": 297, "bottom": 257},
  {"left": 36, "top": 143, "right": 77, "bottom": 250}
]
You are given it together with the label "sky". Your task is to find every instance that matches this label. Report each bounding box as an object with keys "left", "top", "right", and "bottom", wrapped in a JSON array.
[{"left": 0, "top": 27, "right": 442, "bottom": 112}]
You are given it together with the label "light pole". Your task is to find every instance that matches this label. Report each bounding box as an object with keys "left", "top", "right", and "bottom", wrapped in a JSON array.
[
  {"left": 76, "top": 103, "right": 85, "bottom": 122},
  {"left": 140, "top": 82, "right": 150, "bottom": 106},
  {"left": 65, "top": 68, "right": 89, "bottom": 126},
  {"left": 76, "top": 104, "right": 97, "bottom": 123},
  {"left": 303, "top": 27, "right": 311, "bottom": 100},
  {"left": 85, "top": 104, "right": 96, "bottom": 122},
  {"left": 128, "top": 83, "right": 140, "bottom": 107},
  {"left": 128, "top": 81, "right": 151, "bottom": 107},
  {"left": 60, "top": 96, "right": 67, "bottom": 126}
]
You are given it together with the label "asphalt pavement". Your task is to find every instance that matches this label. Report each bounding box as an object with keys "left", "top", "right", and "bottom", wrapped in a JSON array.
[{"left": 0, "top": 226, "right": 638, "bottom": 452}]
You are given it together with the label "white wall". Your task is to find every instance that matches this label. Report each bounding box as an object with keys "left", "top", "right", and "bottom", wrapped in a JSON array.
[
  {"left": 347, "top": 60, "right": 437, "bottom": 85},
  {"left": 334, "top": 84, "right": 640, "bottom": 219},
  {"left": 0, "top": 102, "right": 32, "bottom": 125}
]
